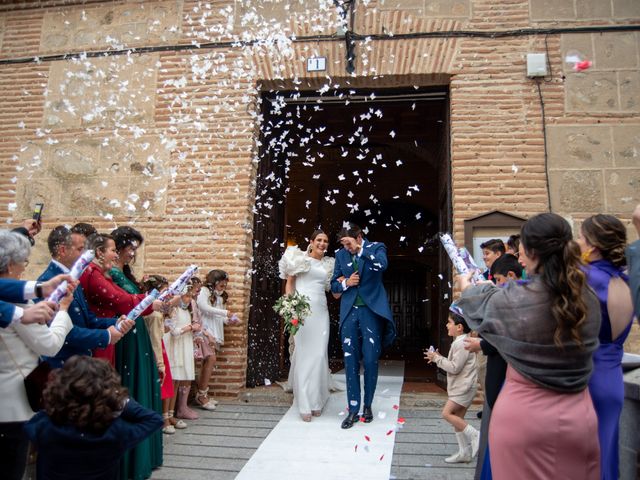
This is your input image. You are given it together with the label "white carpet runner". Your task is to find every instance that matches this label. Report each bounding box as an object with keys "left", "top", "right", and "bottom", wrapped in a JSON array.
[{"left": 236, "top": 361, "right": 404, "bottom": 480}]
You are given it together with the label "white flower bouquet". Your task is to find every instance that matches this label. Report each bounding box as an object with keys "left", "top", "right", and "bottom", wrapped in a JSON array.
[{"left": 273, "top": 291, "right": 311, "bottom": 336}]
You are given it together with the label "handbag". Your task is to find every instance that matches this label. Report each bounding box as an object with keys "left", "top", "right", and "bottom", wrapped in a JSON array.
[
  {"left": 0, "top": 336, "right": 52, "bottom": 411},
  {"left": 23, "top": 361, "right": 52, "bottom": 411}
]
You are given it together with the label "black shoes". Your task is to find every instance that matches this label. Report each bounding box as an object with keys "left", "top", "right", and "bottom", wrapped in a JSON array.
[
  {"left": 362, "top": 406, "right": 373, "bottom": 423},
  {"left": 341, "top": 411, "right": 360, "bottom": 429},
  {"left": 341, "top": 407, "right": 373, "bottom": 429}
]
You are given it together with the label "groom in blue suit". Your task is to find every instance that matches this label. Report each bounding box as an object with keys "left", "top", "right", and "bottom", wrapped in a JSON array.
[{"left": 331, "top": 223, "right": 396, "bottom": 429}]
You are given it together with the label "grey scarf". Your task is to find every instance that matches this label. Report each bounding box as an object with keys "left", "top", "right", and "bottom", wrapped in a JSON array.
[{"left": 457, "top": 277, "right": 601, "bottom": 393}]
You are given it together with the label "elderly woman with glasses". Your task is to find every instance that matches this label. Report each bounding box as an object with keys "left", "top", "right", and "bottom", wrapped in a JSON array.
[{"left": 0, "top": 230, "right": 75, "bottom": 480}]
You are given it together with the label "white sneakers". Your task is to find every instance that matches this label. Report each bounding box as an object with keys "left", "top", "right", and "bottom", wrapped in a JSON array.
[{"left": 444, "top": 425, "right": 480, "bottom": 464}]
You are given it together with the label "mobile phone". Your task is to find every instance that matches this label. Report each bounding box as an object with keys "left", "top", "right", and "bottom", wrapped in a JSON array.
[{"left": 32, "top": 203, "right": 44, "bottom": 222}]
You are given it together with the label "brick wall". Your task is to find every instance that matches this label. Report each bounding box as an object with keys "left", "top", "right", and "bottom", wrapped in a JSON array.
[{"left": 0, "top": 0, "right": 639, "bottom": 396}]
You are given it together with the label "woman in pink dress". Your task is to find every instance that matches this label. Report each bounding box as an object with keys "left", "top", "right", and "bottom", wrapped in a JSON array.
[{"left": 457, "top": 213, "right": 601, "bottom": 480}]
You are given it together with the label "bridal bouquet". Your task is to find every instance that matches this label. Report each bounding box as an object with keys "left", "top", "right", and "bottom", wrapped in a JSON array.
[{"left": 273, "top": 291, "right": 311, "bottom": 336}]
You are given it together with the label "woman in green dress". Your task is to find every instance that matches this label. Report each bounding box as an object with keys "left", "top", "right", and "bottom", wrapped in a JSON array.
[{"left": 110, "top": 226, "right": 163, "bottom": 480}]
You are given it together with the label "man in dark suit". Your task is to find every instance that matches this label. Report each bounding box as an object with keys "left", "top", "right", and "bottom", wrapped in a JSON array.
[
  {"left": 331, "top": 223, "right": 396, "bottom": 429},
  {"left": 37, "top": 226, "right": 131, "bottom": 367}
]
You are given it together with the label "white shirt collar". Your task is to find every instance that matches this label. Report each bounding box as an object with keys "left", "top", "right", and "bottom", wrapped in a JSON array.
[{"left": 51, "top": 258, "right": 71, "bottom": 274}]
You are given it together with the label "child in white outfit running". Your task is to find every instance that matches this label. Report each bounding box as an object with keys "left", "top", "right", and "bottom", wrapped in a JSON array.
[{"left": 425, "top": 303, "right": 479, "bottom": 463}]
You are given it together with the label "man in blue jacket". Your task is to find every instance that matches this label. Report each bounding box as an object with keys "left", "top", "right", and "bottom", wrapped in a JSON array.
[
  {"left": 331, "top": 223, "right": 396, "bottom": 429},
  {"left": 37, "top": 226, "right": 132, "bottom": 367},
  {"left": 627, "top": 204, "right": 640, "bottom": 319}
]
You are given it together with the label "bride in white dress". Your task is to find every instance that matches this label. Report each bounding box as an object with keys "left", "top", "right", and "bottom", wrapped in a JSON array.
[{"left": 278, "top": 230, "right": 336, "bottom": 422}]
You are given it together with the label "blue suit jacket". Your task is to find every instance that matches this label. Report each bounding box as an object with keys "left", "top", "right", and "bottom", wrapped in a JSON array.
[
  {"left": 331, "top": 240, "right": 396, "bottom": 347},
  {"left": 627, "top": 240, "right": 640, "bottom": 319},
  {"left": 0, "top": 278, "right": 29, "bottom": 328},
  {"left": 25, "top": 398, "right": 163, "bottom": 480},
  {"left": 38, "top": 261, "right": 114, "bottom": 367}
]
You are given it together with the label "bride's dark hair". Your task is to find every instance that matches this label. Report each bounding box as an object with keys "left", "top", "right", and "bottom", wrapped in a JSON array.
[{"left": 310, "top": 229, "right": 326, "bottom": 241}]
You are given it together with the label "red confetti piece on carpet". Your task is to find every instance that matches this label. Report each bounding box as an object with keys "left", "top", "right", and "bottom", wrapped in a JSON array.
[
  {"left": 574, "top": 60, "right": 592, "bottom": 72},
  {"left": 359, "top": 416, "right": 366, "bottom": 422},
  {"left": 397, "top": 417, "right": 405, "bottom": 424},
  {"left": 365, "top": 435, "right": 371, "bottom": 442},
  {"left": 386, "top": 429, "right": 393, "bottom": 436}
]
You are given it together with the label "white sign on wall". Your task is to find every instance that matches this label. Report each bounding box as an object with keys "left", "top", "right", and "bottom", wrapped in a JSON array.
[{"left": 306, "top": 57, "right": 327, "bottom": 72}]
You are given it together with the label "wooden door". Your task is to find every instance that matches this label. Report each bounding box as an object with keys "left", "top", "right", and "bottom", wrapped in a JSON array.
[
  {"left": 246, "top": 97, "right": 287, "bottom": 388},
  {"left": 436, "top": 93, "right": 452, "bottom": 388},
  {"left": 383, "top": 262, "right": 431, "bottom": 357}
]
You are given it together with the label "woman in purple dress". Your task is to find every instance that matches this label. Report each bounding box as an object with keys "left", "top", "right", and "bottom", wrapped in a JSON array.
[{"left": 578, "top": 214, "right": 635, "bottom": 480}]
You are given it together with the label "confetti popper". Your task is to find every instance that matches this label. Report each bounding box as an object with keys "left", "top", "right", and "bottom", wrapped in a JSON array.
[
  {"left": 46, "top": 250, "right": 95, "bottom": 303},
  {"left": 126, "top": 289, "right": 159, "bottom": 320},
  {"left": 458, "top": 247, "right": 485, "bottom": 284},
  {"left": 157, "top": 265, "right": 198, "bottom": 301},
  {"left": 439, "top": 233, "right": 470, "bottom": 276}
]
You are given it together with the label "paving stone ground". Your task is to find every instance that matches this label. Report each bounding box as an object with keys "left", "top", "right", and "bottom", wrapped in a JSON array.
[{"left": 151, "top": 401, "right": 480, "bottom": 480}]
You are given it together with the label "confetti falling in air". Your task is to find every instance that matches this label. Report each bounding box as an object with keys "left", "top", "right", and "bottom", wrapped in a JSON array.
[
  {"left": 354, "top": 444, "right": 358, "bottom": 453},
  {"left": 380, "top": 454, "right": 385, "bottom": 461},
  {"left": 397, "top": 417, "right": 406, "bottom": 425},
  {"left": 386, "top": 429, "right": 394, "bottom": 436},
  {"left": 392, "top": 404, "right": 399, "bottom": 410},
  {"left": 264, "top": 378, "right": 271, "bottom": 386},
  {"left": 512, "top": 164, "right": 519, "bottom": 174},
  {"left": 364, "top": 435, "right": 371, "bottom": 442},
  {"left": 378, "top": 411, "right": 387, "bottom": 419}
]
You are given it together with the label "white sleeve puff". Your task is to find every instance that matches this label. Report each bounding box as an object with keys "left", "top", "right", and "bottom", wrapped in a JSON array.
[
  {"left": 321, "top": 256, "right": 336, "bottom": 291},
  {"left": 278, "top": 246, "right": 311, "bottom": 279}
]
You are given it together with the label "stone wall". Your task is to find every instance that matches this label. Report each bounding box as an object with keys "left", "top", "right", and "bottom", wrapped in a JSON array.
[{"left": 0, "top": 0, "right": 639, "bottom": 395}]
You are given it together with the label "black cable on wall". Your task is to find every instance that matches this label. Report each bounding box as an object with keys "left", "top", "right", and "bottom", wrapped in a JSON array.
[{"left": 0, "top": 24, "right": 638, "bottom": 66}]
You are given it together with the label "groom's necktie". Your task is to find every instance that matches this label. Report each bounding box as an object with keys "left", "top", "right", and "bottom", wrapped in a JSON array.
[{"left": 352, "top": 254, "right": 366, "bottom": 307}]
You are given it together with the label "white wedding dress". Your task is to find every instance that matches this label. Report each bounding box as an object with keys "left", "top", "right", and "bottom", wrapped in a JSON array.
[{"left": 278, "top": 247, "right": 336, "bottom": 415}]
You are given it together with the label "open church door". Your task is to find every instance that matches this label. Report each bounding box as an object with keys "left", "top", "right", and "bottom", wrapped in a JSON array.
[{"left": 246, "top": 94, "right": 288, "bottom": 388}]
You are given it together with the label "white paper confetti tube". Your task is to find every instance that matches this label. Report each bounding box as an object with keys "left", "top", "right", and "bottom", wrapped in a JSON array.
[
  {"left": 458, "top": 247, "right": 485, "bottom": 284},
  {"left": 46, "top": 249, "right": 95, "bottom": 303},
  {"left": 157, "top": 265, "right": 198, "bottom": 301},
  {"left": 439, "top": 233, "right": 470, "bottom": 277},
  {"left": 127, "top": 289, "right": 159, "bottom": 320}
]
